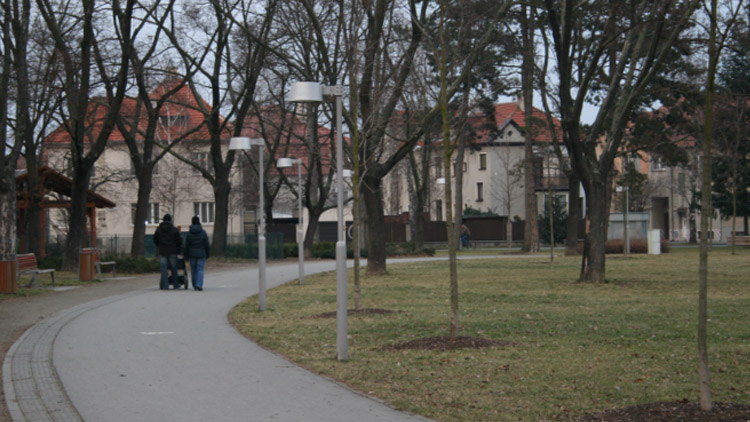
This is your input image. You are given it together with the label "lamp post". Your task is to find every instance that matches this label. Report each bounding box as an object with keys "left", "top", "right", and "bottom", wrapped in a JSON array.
[
  {"left": 617, "top": 185, "right": 630, "bottom": 255},
  {"left": 277, "top": 157, "right": 304, "bottom": 285},
  {"left": 288, "top": 81, "right": 348, "bottom": 361},
  {"left": 230, "top": 136, "right": 267, "bottom": 311}
]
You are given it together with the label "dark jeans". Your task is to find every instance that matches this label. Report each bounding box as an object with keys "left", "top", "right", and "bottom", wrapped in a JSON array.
[
  {"left": 159, "top": 254, "right": 179, "bottom": 289},
  {"left": 189, "top": 257, "right": 206, "bottom": 289}
]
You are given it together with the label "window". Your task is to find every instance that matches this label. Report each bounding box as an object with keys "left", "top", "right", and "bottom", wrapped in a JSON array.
[
  {"left": 651, "top": 156, "right": 665, "bottom": 171},
  {"left": 623, "top": 154, "right": 640, "bottom": 173},
  {"left": 191, "top": 152, "right": 213, "bottom": 174},
  {"left": 194, "top": 202, "right": 215, "bottom": 223},
  {"left": 678, "top": 172, "right": 686, "bottom": 194},
  {"left": 436, "top": 200, "right": 443, "bottom": 221},
  {"left": 131, "top": 203, "right": 160, "bottom": 225},
  {"left": 434, "top": 157, "right": 442, "bottom": 178},
  {"left": 476, "top": 182, "right": 484, "bottom": 202},
  {"left": 479, "top": 153, "right": 487, "bottom": 170}
]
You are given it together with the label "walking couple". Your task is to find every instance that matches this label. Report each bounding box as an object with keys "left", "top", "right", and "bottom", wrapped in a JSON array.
[{"left": 154, "top": 214, "right": 210, "bottom": 291}]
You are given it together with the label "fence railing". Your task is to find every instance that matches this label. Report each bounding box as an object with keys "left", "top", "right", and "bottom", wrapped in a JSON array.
[{"left": 43, "top": 233, "right": 285, "bottom": 259}]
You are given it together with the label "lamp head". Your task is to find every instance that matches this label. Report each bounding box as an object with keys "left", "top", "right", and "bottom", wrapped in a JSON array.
[
  {"left": 229, "top": 137, "right": 252, "bottom": 150},
  {"left": 288, "top": 81, "right": 323, "bottom": 103},
  {"left": 277, "top": 157, "right": 293, "bottom": 168}
]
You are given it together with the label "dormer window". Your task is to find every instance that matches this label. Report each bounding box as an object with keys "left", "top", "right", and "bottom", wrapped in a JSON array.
[{"left": 160, "top": 114, "right": 188, "bottom": 127}]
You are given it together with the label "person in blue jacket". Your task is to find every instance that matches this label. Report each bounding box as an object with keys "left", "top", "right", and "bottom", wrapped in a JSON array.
[{"left": 184, "top": 216, "right": 210, "bottom": 291}]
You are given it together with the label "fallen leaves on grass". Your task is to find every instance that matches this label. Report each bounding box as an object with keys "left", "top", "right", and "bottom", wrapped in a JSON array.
[
  {"left": 382, "top": 336, "right": 513, "bottom": 352},
  {"left": 576, "top": 401, "right": 750, "bottom": 421},
  {"left": 313, "top": 308, "right": 400, "bottom": 318}
]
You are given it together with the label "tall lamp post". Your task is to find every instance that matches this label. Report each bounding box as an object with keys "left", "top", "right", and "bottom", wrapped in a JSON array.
[
  {"left": 277, "top": 157, "right": 304, "bottom": 285},
  {"left": 288, "top": 81, "right": 348, "bottom": 361},
  {"left": 617, "top": 185, "right": 630, "bottom": 255},
  {"left": 229, "top": 136, "right": 267, "bottom": 311}
]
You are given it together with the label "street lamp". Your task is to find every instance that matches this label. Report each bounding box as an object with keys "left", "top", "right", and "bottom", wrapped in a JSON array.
[
  {"left": 229, "top": 136, "right": 268, "bottom": 311},
  {"left": 277, "top": 157, "right": 304, "bottom": 285},
  {"left": 288, "top": 81, "right": 348, "bottom": 361},
  {"left": 617, "top": 185, "right": 630, "bottom": 255}
]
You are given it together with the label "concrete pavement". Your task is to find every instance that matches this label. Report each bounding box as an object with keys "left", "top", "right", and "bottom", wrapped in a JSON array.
[{"left": 4, "top": 260, "right": 432, "bottom": 422}]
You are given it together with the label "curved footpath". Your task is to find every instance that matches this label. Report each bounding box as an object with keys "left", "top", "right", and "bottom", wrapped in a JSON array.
[
  {"left": 3, "top": 255, "right": 531, "bottom": 422},
  {"left": 3, "top": 259, "right": 434, "bottom": 422}
]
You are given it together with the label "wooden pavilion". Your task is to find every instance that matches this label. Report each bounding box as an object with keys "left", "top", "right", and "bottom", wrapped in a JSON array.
[{"left": 16, "top": 166, "right": 116, "bottom": 257}]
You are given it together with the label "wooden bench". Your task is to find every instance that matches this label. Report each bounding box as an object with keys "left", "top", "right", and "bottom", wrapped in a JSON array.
[
  {"left": 729, "top": 235, "right": 750, "bottom": 247},
  {"left": 17, "top": 253, "right": 56, "bottom": 288}
]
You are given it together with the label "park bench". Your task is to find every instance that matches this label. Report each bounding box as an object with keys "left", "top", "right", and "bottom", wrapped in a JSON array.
[
  {"left": 87, "top": 249, "right": 117, "bottom": 280},
  {"left": 17, "top": 253, "right": 56, "bottom": 288},
  {"left": 729, "top": 235, "right": 750, "bottom": 247}
]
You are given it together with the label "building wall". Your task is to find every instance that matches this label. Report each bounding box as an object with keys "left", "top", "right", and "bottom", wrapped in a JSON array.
[{"left": 43, "top": 141, "right": 244, "bottom": 246}]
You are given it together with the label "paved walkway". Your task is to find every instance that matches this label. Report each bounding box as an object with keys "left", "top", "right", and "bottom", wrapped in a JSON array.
[{"left": 3, "top": 260, "right": 434, "bottom": 422}]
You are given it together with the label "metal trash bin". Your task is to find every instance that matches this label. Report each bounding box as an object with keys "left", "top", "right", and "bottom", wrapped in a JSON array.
[
  {"left": 0, "top": 259, "right": 17, "bottom": 294},
  {"left": 80, "top": 248, "right": 96, "bottom": 281}
]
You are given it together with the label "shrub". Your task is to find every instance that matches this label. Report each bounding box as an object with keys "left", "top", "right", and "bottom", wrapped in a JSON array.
[
  {"left": 347, "top": 247, "right": 367, "bottom": 258},
  {"left": 114, "top": 256, "right": 160, "bottom": 274},
  {"left": 39, "top": 256, "right": 62, "bottom": 271},
  {"left": 312, "top": 242, "right": 336, "bottom": 259},
  {"left": 284, "top": 243, "right": 298, "bottom": 258},
  {"left": 225, "top": 243, "right": 263, "bottom": 259}
]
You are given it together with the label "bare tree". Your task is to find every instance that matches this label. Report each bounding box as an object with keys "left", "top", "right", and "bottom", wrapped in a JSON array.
[
  {"left": 540, "top": 0, "right": 698, "bottom": 283},
  {"left": 159, "top": 0, "right": 278, "bottom": 257},
  {"left": 520, "top": 2, "right": 539, "bottom": 253},
  {"left": 0, "top": 0, "right": 24, "bottom": 262},
  {"left": 697, "top": 0, "right": 744, "bottom": 410},
  {"left": 36, "top": 0, "right": 135, "bottom": 270}
]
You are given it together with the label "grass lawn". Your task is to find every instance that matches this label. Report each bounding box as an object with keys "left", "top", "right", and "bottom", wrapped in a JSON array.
[
  {"left": 0, "top": 271, "right": 99, "bottom": 300},
  {"left": 230, "top": 248, "right": 750, "bottom": 421}
]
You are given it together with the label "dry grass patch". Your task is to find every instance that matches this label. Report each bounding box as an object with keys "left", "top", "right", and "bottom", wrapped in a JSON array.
[{"left": 229, "top": 248, "right": 750, "bottom": 421}]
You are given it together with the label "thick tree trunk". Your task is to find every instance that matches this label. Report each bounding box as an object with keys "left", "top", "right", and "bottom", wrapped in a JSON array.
[
  {"left": 581, "top": 181, "right": 608, "bottom": 283},
  {"left": 303, "top": 210, "right": 321, "bottom": 260},
  {"left": 363, "top": 174, "right": 386, "bottom": 275},
  {"left": 130, "top": 172, "right": 154, "bottom": 257},
  {"left": 23, "top": 156, "right": 42, "bottom": 256},
  {"left": 412, "top": 205, "right": 425, "bottom": 250},
  {"left": 63, "top": 169, "right": 92, "bottom": 271},
  {"left": 0, "top": 165, "right": 17, "bottom": 260},
  {"left": 212, "top": 178, "right": 231, "bottom": 258},
  {"left": 566, "top": 173, "right": 580, "bottom": 255}
]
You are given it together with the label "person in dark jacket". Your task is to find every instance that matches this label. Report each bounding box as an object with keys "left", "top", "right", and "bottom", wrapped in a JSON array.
[
  {"left": 153, "top": 214, "right": 182, "bottom": 290},
  {"left": 184, "top": 216, "right": 210, "bottom": 291}
]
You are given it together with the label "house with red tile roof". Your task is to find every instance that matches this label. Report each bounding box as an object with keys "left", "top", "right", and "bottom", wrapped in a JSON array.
[
  {"left": 381, "top": 99, "right": 569, "bottom": 232},
  {"left": 41, "top": 77, "right": 244, "bottom": 252}
]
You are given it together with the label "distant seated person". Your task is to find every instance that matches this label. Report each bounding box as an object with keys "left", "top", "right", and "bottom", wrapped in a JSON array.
[{"left": 460, "top": 223, "right": 470, "bottom": 248}]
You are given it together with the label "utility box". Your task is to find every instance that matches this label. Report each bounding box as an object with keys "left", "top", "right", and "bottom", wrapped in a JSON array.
[{"left": 648, "top": 229, "right": 661, "bottom": 255}]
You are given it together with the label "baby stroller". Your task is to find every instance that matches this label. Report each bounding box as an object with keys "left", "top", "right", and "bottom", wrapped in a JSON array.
[{"left": 176, "top": 255, "right": 189, "bottom": 289}]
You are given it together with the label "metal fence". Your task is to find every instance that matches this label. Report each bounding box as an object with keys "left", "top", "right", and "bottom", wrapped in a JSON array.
[{"left": 44, "top": 232, "right": 286, "bottom": 259}]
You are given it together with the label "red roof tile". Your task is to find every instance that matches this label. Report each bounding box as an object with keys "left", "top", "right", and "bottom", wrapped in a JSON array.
[{"left": 44, "top": 78, "right": 229, "bottom": 145}]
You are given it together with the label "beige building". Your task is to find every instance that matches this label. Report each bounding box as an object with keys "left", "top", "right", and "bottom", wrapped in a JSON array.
[
  {"left": 382, "top": 100, "right": 568, "bottom": 227},
  {"left": 42, "top": 79, "right": 244, "bottom": 253}
]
